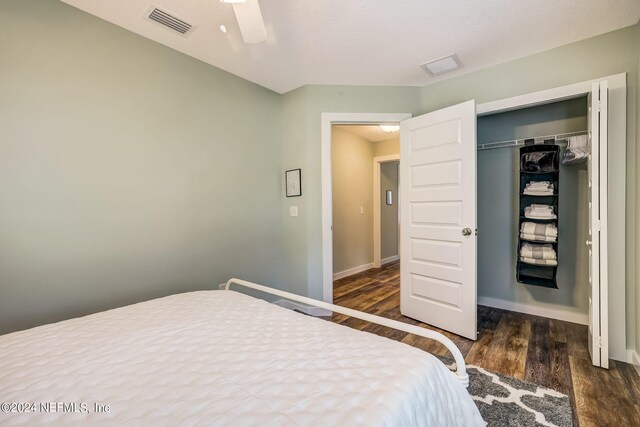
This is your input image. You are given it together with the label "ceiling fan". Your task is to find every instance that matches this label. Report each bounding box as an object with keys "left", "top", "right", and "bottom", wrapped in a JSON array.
[{"left": 220, "top": 0, "right": 267, "bottom": 44}]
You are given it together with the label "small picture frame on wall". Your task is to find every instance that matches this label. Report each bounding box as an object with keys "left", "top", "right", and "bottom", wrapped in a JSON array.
[{"left": 285, "top": 168, "right": 302, "bottom": 197}]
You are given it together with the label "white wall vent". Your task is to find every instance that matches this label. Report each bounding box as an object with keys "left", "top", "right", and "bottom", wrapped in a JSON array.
[
  {"left": 146, "top": 6, "right": 196, "bottom": 36},
  {"left": 421, "top": 54, "right": 462, "bottom": 76}
]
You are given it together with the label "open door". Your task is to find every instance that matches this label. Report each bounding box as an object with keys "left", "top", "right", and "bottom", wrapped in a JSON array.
[
  {"left": 588, "top": 81, "right": 609, "bottom": 368},
  {"left": 399, "top": 100, "right": 477, "bottom": 340}
]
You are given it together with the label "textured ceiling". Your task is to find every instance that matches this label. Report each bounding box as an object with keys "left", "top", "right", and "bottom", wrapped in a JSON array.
[
  {"left": 335, "top": 125, "right": 399, "bottom": 143},
  {"left": 59, "top": 0, "right": 640, "bottom": 94}
]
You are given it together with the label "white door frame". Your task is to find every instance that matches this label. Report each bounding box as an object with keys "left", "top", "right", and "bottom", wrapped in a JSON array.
[
  {"left": 373, "top": 154, "right": 400, "bottom": 268},
  {"left": 476, "top": 73, "right": 625, "bottom": 363},
  {"left": 321, "top": 113, "right": 412, "bottom": 303}
]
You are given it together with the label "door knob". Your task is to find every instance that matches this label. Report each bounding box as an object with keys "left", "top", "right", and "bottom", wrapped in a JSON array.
[{"left": 462, "top": 228, "right": 472, "bottom": 236}]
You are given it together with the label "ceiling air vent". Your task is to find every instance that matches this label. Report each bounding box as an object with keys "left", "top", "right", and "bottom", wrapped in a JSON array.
[
  {"left": 421, "top": 54, "right": 462, "bottom": 77},
  {"left": 146, "top": 6, "right": 196, "bottom": 36}
]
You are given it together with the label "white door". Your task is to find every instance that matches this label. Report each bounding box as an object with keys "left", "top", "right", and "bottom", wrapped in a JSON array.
[
  {"left": 399, "top": 100, "right": 477, "bottom": 340},
  {"left": 588, "top": 81, "right": 609, "bottom": 368}
]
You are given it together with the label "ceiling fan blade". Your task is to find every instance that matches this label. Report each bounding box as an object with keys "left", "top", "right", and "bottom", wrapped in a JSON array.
[{"left": 232, "top": 0, "right": 267, "bottom": 44}]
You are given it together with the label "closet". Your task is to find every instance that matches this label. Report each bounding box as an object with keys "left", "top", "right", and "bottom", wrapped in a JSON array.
[
  {"left": 476, "top": 97, "right": 588, "bottom": 302},
  {"left": 399, "top": 76, "right": 620, "bottom": 368}
]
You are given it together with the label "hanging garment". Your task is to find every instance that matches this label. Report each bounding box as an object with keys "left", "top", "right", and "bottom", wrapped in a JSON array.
[{"left": 562, "top": 134, "right": 589, "bottom": 165}]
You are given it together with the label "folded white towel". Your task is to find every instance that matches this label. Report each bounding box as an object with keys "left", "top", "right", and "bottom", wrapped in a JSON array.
[
  {"left": 520, "top": 257, "right": 558, "bottom": 266},
  {"left": 530, "top": 204, "right": 553, "bottom": 212},
  {"left": 524, "top": 207, "right": 557, "bottom": 219},
  {"left": 523, "top": 182, "right": 554, "bottom": 195},
  {"left": 520, "top": 243, "right": 557, "bottom": 260},
  {"left": 526, "top": 181, "right": 551, "bottom": 188},
  {"left": 521, "top": 222, "right": 558, "bottom": 237},
  {"left": 520, "top": 232, "right": 557, "bottom": 243}
]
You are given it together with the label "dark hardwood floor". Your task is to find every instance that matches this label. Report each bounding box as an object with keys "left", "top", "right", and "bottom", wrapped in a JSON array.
[{"left": 329, "top": 261, "right": 640, "bottom": 427}]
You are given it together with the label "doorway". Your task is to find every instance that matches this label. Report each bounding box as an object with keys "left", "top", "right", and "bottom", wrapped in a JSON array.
[
  {"left": 330, "top": 124, "right": 400, "bottom": 281},
  {"left": 321, "top": 113, "right": 411, "bottom": 303}
]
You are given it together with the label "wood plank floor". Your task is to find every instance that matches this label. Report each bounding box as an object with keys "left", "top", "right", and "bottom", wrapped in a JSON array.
[{"left": 329, "top": 261, "right": 640, "bottom": 427}]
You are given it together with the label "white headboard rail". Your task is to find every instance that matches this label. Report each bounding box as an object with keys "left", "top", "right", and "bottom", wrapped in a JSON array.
[{"left": 224, "top": 278, "right": 469, "bottom": 387}]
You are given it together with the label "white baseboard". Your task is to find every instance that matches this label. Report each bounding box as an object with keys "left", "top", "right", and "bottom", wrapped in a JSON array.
[
  {"left": 381, "top": 255, "right": 400, "bottom": 265},
  {"left": 478, "top": 296, "right": 589, "bottom": 325},
  {"left": 333, "top": 256, "right": 400, "bottom": 280},
  {"left": 630, "top": 350, "right": 640, "bottom": 376},
  {"left": 333, "top": 262, "right": 374, "bottom": 280},
  {"left": 272, "top": 299, "right": 332, "bottom": 317}
]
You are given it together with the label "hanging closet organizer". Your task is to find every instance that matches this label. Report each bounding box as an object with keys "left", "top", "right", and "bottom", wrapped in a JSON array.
[{"left": 516, "top": 142, "right": 560, "bottom": 289}]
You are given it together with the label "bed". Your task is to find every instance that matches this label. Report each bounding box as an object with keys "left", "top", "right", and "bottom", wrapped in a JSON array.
[{"left": 0, "top": 278, "right": 484, "bottom": 426}]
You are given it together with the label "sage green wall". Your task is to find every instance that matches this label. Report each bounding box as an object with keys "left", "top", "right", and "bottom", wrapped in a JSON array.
[
  {"left": 380, "top": 161, "right": 399, "bottom": 260},
  {"left": 331, "top": 127, "right": 374, "bottom": 274},
  {"left": 477, "top": 99, "right": 589, "bottom": 318},
  {"left": 0, "top": 0, "right": 284, "bottom": 334}
]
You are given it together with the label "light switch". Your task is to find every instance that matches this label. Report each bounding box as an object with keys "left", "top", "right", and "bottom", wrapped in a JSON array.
[
  {"left": 360, "top": 206, "right": 364, "bottom": 214},
  {"left": 289, "top": 206, "right": 298, "bottom": 217}
]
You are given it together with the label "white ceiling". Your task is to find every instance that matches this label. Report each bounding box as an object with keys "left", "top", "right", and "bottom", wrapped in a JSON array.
[
  {"left": 335, "top": 125, "right": 399, "bottom": 143},
  {"left": 59, "top": 0, "right": 640, "bottom": 94}
]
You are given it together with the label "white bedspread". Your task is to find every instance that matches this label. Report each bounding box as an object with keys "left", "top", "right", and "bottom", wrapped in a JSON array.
[{"left": 0, "top": 290, "right": 484, "bottom": 426}]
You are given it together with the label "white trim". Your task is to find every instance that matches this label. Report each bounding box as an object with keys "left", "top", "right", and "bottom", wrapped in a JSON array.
[
  {"left": 373, "top": 154, "right": 400, "bottom": 268},
  {"left": 225, "top": 277, "right": 470, "bottom": 387},
  {"left": 322, "top": 113, "right": 412, "bottom": 304},
  {"left": 272, "top": 299, "right": 333, "bottom": 317},
  {"left": 381, "top": 255, "right": 400, "bottom": 265},
  {"left": 478, "top": 296, "right": 589, "bottom": 325},
  {"left": 333, "top": 262, "right": 374, "bottom": 280},
  {"left": 476, "top": 73, "right": 626, "bottom": 115},
  {"left": 629, "top": 351, "right": 640, "bottom": 377}
]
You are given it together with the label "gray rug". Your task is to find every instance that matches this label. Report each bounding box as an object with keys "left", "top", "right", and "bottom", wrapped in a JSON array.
[{"left": 439, "top": 357, "right": 573, "bottom": 427}]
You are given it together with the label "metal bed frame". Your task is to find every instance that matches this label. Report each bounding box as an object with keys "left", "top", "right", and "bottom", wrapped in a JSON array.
[{"left": 225, "top": 278, "right": 469, "bottom": 387}]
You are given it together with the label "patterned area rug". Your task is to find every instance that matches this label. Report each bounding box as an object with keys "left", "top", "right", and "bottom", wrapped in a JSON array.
[{"left": 438, "top": 357, "right": 573, "bottom": 427}]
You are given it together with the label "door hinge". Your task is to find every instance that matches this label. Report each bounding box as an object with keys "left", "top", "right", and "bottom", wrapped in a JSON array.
[
  {"left": 595, "top": 220, "right": 602, "bottom": 231},
  {"left": 598, "top": 336, "right": 607, "bottom": 348},
  {"left": 597, "top": 100, "right": 602, "bottom": 112}
]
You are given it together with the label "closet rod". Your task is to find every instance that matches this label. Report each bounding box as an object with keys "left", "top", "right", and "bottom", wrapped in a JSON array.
[{"left": 477, "top": 130, "right": 587, "bottom": 151}]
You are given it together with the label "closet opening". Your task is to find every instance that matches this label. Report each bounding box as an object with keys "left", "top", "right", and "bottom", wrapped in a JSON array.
[{"left": 476, "top": 95, "right": 591, "bottom": 336}]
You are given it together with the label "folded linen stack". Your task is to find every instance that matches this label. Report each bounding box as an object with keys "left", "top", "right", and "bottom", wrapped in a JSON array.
[
  {"left": 562, "top": 134, "right": 590, "bottom": 165},
  {"left": 523, "top": 181, "right": 554, "bottom": 196},
  {"left": 520, "top": 222, "right": 558, "bottom": 242},
  {"left": 520, "top": 242, "right": 557, "bottom": 266},
  {"left": 524, "top": 204, "right": 557, "bottom": 219}
]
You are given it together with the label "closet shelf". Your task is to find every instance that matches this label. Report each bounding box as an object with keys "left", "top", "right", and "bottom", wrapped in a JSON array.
[
  {"left": 520, "top": 193, "right": 558, "bottom": 197},
  {"left": 516, "top": 274, "right": 558, "bottom": 289},
  {"left": 519, "top": 216, "right": 557, "bottom": 223},
  {"left": 518, "top": 260, "right": 557, "bottom": 268},
  {"left": 520, "top": 170, "right": 559, "bottom": 175},
  {"left": 519, "top": 237, "right": 558, "bottom": 244}
]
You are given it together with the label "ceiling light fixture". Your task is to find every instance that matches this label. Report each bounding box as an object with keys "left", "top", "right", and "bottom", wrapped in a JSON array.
[
  {"left": 219, "top": 24, "right": 227, "bottom": 33},
  {"left": 220, "top": 0, "right": 246, "bottom": 3},
  {"left": 379, "top": 124, "right": 400, "bottom": 133}
]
